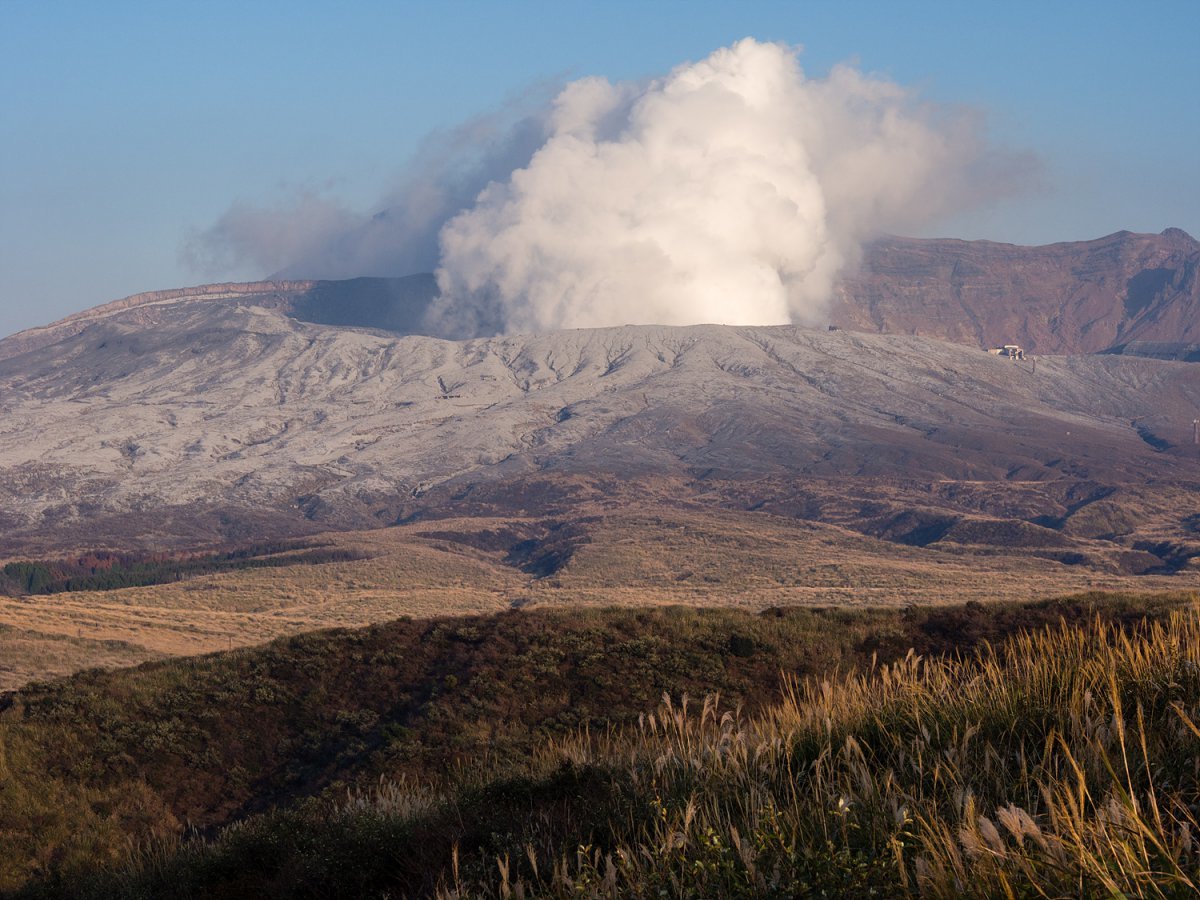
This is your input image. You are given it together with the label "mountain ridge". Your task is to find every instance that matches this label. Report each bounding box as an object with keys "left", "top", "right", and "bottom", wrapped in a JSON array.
[
  {"left": 832, "top": 227, "right": 1200, "bottom": 353},
  {"left": 2, "top": 304, "right": 1199, "bottom": 555},
  {"left": 3, "top": 229, "right": 1197, "bottom": 361},
  {"left": 2, "top": 227, "right": 1199, "bottom": 577}
]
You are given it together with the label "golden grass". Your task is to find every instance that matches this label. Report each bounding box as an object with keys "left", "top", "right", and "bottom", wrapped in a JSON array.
[
  {"left": 0, "top": 624, "right": 162, "bottom": 692},
  {"left": 4, "top": 505, "right": 1199, "bottom": 690},
  {"left": 523, "top": 507, "right": 1200, "bottom": 608},
  {"left": 15, "top": 598, "right": 1200, "bottom": 897},
  {"left": 75, "top": 601, "right": 1200, "bottom": 897},
  {"left": 0, "top": 528, "right": 520, "bottom": 688},
  {"left": 453, "top": 608, "right": 1200, "bottom": 896}
]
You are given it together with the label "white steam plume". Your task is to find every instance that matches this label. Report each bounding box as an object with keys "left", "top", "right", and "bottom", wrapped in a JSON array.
[
  {"left": 433, "top": 38, "right": 1022, "bottom": 335},
  {"left": 184, "top": 91, "right": 554, "bottom": 282}
]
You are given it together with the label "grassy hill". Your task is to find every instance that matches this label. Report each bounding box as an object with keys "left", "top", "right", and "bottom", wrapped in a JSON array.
[
  {"left": 0, "top": 592, "right": 1190, "bottom": 897},
  {"left": 1, "top": 592, "right": 1196, "bottom": 896}
]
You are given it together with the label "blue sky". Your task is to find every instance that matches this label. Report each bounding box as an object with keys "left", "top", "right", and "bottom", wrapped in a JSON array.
[{"left": 2, "top": 0, "right": 1198, "bottom": 338}]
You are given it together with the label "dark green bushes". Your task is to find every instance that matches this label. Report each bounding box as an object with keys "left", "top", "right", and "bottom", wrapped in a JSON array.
[{"left": 0, "top": 543, "right": 366, "bottom": 596}]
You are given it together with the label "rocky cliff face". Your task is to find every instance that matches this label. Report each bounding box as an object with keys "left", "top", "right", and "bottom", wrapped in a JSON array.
[{"left": 831, "top": 229, "right": 1200, "bottom": 354}]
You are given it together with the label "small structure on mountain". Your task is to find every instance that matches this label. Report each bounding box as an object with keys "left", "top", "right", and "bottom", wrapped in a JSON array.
[{"left": 987, "top": 344, "right": 1026, "bottom": 360}]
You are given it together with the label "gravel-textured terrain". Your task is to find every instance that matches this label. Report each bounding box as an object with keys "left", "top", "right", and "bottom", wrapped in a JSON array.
[{"left": 1, "top": 290, "right": 1198, "bottom": 552}]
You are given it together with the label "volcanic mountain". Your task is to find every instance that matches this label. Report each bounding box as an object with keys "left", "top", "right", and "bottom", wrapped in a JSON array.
[
  {"left": 0, "top": 228, "right": 1198, "bottom": 582},
  {"left": 832, "top": 227, "right": 1200, "bottom": 354},
  {"left": 4, "top": 228, "right": 1197, "bottom": 365}
]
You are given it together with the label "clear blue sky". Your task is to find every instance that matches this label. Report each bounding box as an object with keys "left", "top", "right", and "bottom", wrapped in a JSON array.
[{"left": 2, "top": 0, "right": 1198, "bottom": 338}]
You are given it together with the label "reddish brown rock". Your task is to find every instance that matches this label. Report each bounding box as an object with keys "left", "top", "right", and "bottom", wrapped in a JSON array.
[{"left": 832, "top": 228, "right": 1200, "bottom": 354}]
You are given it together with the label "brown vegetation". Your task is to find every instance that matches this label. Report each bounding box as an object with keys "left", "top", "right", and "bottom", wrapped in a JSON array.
[
  {"left": 4, "top": 505, "right": 1200, "bottom": 692},
  {"left": 1, "top": 592, "right": 1196, "bottom": 896}
]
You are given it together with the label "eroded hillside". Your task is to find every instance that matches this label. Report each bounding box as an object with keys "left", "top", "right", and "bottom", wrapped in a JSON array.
[{"left": 1, "top": 301, "right": 1199, "bottom": 553}]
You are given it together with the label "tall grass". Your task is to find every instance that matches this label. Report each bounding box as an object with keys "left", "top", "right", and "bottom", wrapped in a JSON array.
[
  {"left": 461, "top": 612, "right": 1200, "bottom": 897},
  {"left": 20, "top": 602, "right": 1200, "bottom": 898}
]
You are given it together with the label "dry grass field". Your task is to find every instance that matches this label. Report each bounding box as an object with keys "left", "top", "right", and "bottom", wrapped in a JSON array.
[
  {"left": 3, "top": 503, "right": 1199, "bottom": 690},
  {"left": 0, "top": 624, "right": 163, "bottom": 691}
]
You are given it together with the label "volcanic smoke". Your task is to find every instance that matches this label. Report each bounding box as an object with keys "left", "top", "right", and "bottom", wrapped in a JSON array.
[
  {"left": 430, "top": 39, "right": 1016, "bottom": 335},
  {"left": 193, "top": 39, "right": 1026, "bottom": 337}
]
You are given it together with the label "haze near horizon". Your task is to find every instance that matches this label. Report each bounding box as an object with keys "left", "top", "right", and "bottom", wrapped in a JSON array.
[{"left": 2, "top": 1, "right": 1198, "bottom": 338}]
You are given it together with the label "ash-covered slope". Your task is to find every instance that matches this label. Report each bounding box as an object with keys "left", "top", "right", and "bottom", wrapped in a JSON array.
[
  {"left": 832, "top": 228, "right": 1200, "bottom": 354},
  {"left": 0, "top": 274, "right": 439, "bottom": 363},
  {"left": 1, "top": 293, "right": 1198, "bottom": 551}
]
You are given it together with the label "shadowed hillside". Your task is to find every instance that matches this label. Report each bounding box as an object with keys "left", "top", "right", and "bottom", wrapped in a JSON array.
[{"left": 2, "top": 593, "right": 1196, "bottom": 897}]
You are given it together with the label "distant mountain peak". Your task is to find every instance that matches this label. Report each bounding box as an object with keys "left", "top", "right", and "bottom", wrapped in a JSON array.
[
  {"left": 1161, "top": 226, "right": 1196, "bottom": 243},
  {"left": 832, "top": 228, "right": 1200, "bottom": 354},
  {"left": 3, "top": 229, "right": 1198, "bottom": 365},
  {"left": 2, "top": 230, "right": 1200, "bottom": 558}
]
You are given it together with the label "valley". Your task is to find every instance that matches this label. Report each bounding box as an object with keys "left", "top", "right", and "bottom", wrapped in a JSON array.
[{"left": 3, "top": 491, "right": 1199, "bottom": 690}]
